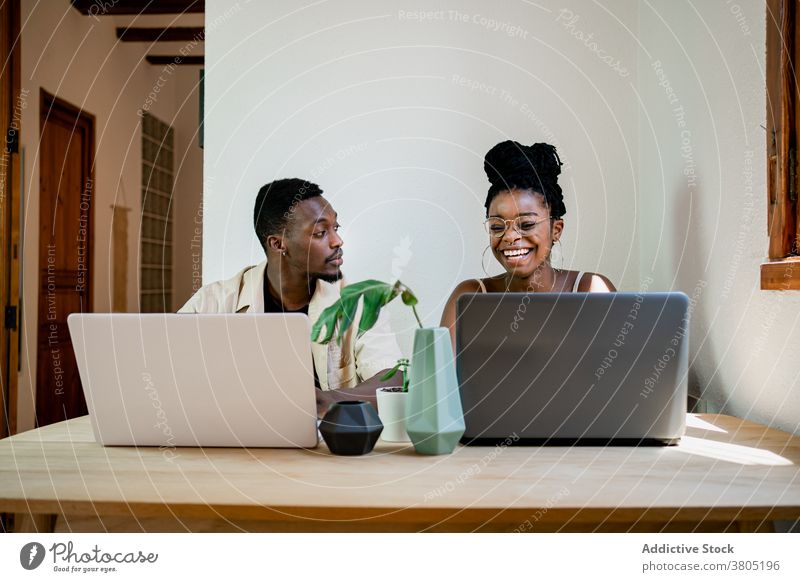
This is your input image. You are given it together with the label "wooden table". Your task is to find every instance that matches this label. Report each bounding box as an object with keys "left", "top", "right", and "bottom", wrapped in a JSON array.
[{"left": 1, "top": 414, "right": 798, "bottom": 532}]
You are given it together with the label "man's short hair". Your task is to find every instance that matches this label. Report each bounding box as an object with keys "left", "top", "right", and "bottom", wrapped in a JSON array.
[{"left": 253, "top": 178, "right": 323, "bottom": 247}]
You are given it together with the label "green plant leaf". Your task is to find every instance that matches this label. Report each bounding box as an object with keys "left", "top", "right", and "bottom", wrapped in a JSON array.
[
  {"left": 340, "top": 279, "right": 388, "bottom": 299},
  {"left": 311, "top": 302, "right": 341, "bottom": 344},
  {"left": 336, "top": 294, "right": 361, "bottom": 343},
  {"left": 381, "top": 362, "right": 401, "bottom": 381},
  {"left": 400, "top": 287, "right": 418, "bottom": 307},
  {"left": 358, "top": 285, "right": 391, "bottom": 335},
  {"left": 310, "top": 279, "right": 419, "bottom": 344}
]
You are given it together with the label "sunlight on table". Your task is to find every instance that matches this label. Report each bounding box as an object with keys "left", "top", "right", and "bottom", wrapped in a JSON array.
[
  {"left": 685, "top": 414, "right": 728, "bottom": 433},
  {"left": 677, "top": 436, "right": 793, "bottom": 466}
]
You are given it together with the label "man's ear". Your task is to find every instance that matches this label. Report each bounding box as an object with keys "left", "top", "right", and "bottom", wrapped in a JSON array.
[{"left": 265, "top": 234, "right": 286, "bottom": 255}]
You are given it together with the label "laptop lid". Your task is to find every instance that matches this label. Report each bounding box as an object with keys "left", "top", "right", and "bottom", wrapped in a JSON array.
[
  {"left": 67, "top": 313, "right": 318, "bottom": 448},
  {"left": 456, "top": 292, "right": 688, "bottom": 444}
]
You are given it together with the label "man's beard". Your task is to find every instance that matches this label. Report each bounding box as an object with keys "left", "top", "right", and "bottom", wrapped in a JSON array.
[{"left": 308, "top": 269, "right": 343, "bottom": 285}]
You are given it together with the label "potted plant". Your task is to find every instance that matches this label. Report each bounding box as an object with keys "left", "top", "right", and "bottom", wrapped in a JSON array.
[
  {"left": 376, "top": 358, "right": 411, "bottom": 442},
  {"left": 311, "top": 280, "right": 465, "bottom": 455}
]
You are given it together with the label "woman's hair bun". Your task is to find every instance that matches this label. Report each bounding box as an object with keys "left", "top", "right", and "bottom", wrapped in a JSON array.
[
  {"left": 483, "top": 140, "right": 565, "bottom": 217},
  {"left": 484, "top": 141, "right": 562, "bottom": 188},
  {"left": 527, "top": 142, "right": 562, "bottom": 178}
]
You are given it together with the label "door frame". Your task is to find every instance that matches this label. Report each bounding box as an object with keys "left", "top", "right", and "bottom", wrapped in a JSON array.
[{"left": 0, "top": 0, "right": 21, "bottom": 440}]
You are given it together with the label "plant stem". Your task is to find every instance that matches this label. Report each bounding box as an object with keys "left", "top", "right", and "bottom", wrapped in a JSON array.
[{"left": 411, "top": 305, "right": 423, "bottom": 328}]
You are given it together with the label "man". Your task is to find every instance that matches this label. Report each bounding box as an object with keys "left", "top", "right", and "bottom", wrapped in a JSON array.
[{"left": 179, "top": 178, "right": 402, "bottom": 416}]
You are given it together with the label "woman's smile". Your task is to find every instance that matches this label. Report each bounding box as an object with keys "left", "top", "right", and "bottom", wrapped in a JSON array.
[{"left": 500, "top": 246, "right": 534, "bottom": 266}]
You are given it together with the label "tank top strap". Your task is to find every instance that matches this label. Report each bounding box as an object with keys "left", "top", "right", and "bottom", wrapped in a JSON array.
[
  {"left": 475, "top": 278, "right": 487, "bottom": 293},
  {"left": 572, "top": 271, "right": 586, "bottom": 292}
]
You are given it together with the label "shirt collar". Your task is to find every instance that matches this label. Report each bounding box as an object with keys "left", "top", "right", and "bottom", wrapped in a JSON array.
[
  {"left": 236, "top": 259, "right": 338, "bottom": 314},
  {"left": 235, "top": 259, "right": 267, "bottom": 313}
]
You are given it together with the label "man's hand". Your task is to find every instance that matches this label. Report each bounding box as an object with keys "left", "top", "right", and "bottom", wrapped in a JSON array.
[{"left": 316, "top": 369, "right": 397, "bottom": 418}]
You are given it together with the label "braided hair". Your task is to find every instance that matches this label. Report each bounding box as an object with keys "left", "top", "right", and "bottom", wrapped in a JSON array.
[{"left": 483, "top": 141, "right": 566, "bottom": 218}]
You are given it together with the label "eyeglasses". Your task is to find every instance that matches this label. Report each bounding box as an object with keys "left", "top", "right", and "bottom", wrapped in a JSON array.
[{"left": 484, "top": 216, "right": 553, "bottom": 238}]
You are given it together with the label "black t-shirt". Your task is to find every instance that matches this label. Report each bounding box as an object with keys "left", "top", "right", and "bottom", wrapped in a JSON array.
[{"left": 263, "top": 277, "right": 321, "bottom": 389}]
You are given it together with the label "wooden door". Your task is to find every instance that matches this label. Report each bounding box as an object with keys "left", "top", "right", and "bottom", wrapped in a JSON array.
[{"left": 35, "top": 91, "right": 94, "bottom": 427}]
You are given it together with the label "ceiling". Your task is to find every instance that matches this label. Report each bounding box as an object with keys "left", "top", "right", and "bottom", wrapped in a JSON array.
[{"left": 71, "top": 0, "right": 205, "bottom": 63}]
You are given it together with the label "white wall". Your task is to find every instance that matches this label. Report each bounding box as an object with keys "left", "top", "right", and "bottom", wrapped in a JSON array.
[
  {"left": 204, "top": 0, "right": 799, "bottom": 434},
  {"left": 17, "top": 1, "right": 199, "bottom": 431},
  {"left": 637, "top": 1, "right": 799, "bottom": 435},
  {"left": 204, "top": 0, "right": 641, "bottom": 354}
]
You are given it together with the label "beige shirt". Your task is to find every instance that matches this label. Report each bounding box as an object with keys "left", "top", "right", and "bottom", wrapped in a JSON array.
[{"left": 178, "top": 260, "right": 402, "bottom": 391}]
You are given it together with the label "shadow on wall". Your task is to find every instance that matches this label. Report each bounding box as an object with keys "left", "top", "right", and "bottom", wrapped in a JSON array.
[{"left": 671, "top": 177, "right": 713, "bottom": 408}]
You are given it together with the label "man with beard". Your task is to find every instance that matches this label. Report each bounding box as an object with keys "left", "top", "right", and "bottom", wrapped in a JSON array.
[{"left": 179, "top": 178, "right": 401, "bottom": 416}]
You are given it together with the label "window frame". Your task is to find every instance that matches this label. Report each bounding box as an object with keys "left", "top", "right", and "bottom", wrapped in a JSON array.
[{"left": 762, "top": 0, "right": 800, "bottom": 289}]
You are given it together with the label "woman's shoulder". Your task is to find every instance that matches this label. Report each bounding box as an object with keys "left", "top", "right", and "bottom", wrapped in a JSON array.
[
  {"left": 573, "top": 271, "right": 616, "bottom": 292},
  {"left": 447, "top": 276, "right": 503, "bottom": 298},
  {"left": 450, "top": 278, "right": 487, "bottom": 296}
]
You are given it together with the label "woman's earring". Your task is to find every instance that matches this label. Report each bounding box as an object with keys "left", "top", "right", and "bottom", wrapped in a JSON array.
[
  {"left": 546, "top": 241, "right": 562, "bottom": 271},
  {"left": 481, "top": 245, "right": 493, "bottom": 277},
  {"left": 554, "top": 240, "right": 564, "bottom": 271}
]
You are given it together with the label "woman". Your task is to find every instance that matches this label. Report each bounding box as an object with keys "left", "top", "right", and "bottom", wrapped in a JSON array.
[{"left": 441, "top": 140, "right": 616, "bottom": 346}]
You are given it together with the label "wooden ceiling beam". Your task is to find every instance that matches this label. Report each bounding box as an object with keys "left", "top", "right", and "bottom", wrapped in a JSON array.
[
  {"left": 71, "top": 1, "right": 204, "bottom": 16},
  {"left": 145, "top": 55, "right": 204, "bottom": 65},
  {"left": 117, "top": 27, "right": 204, "bottom": 42}
]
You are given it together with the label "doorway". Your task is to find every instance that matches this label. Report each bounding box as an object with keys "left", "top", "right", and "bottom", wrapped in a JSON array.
[{"left": 35, "top": 91, "right": 94, "bottom": 427}]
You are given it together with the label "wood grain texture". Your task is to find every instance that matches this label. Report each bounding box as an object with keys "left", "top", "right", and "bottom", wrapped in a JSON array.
[
  {"left": 0, "top": 0, "right": 11, "bottom": 441},
  {"left": 15, "top": 513, "right": 55, "bottom": 533},
  {"left": 2, "top": 414, "right": 798, "bottom": 532},
  {"left": 761, "top": 257, "right": 800, "bottom": 290},
  {"left": 145, "top": 55, "right": 203, "bottom": 66},
  {"left": 71, "top": 0, "right": 203, "bottom": 16},
  {"left": 6, "top": 0, "right": 20, "bottom": 437},
  {"left": 116, "top": 27, "right": 204, "bottom": 42},
  {"left": 766, "top": 0, "right": 798, "bottom": 258},
  {"left": 36, "top": 91, "right": 94, "bottom": 427},
  {"left": 0, "top": 0, "right": 21, "bottom": 442}
]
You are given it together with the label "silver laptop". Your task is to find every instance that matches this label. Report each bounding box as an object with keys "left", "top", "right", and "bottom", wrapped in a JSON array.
[
  {"left": 456, "top": 292, "right": 688, "bottom": 445},
  {"left": 67, "top": 313, "right": 319, "bottom": 448}
]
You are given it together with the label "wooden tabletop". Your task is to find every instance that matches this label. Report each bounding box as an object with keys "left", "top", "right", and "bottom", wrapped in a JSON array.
[{"left": 1, "top": 414, "right": 799, "bottom": 532}]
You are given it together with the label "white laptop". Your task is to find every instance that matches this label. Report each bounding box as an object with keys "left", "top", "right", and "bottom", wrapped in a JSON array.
[{"left": 67, "top": 313, "right": 319, "bottom": 448}]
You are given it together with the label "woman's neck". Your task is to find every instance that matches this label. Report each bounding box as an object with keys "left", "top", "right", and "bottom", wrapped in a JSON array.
[{"left": 504, "top": 263, "right": 559, "bottom": 293}]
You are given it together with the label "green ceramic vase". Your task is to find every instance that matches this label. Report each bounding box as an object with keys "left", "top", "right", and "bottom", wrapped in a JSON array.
[{"left": 405, "top": 327, "right": 465, "bottom": 454}]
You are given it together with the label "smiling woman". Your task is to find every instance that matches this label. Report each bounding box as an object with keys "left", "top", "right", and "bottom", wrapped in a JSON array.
[{"left": 440, "top": 140, "right": 616, "bottom": 346}]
